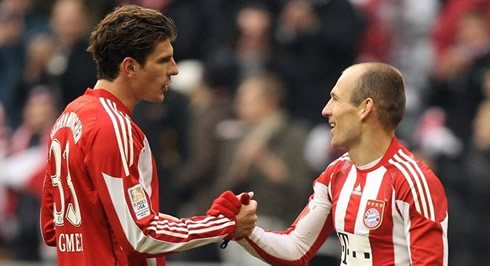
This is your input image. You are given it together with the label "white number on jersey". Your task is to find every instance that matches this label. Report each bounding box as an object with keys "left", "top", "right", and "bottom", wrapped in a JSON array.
[{"left": 49, "top": 139, "right": 82, "bottom": 227}]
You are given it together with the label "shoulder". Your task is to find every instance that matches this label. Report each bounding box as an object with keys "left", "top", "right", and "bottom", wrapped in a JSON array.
[
  {"left": 383, "top": 147, "right": 442, "bottom": 189},
  {"left": 383, "top": 147, "right": 448, "bottom": 221},
  {"left": 316, "top": 153, "right": 353, "bottom": 185}
]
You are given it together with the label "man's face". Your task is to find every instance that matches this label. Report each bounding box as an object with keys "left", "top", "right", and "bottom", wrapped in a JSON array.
[
  {"left": 235, "top": 78, "right": 269, "bottom": 123},
  {"left": 321, "top": 67, "right": 363, "bottom": 150},
  {"left": 134, "top": 39, "right": 179, "bottom": 103}
]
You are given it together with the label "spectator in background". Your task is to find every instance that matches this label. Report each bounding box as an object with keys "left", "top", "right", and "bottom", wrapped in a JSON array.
[
  {"left": 433, "top": 10, "right": 490, "bottom": 81},
  {"left": 0, "top": 0, "right": 51, "bottom": 129},
  {"left": 0, "top": 87, "right": 58, "bottom": 261},
  {"left": 115, "top": 0, "right": 211, "bottom": 62},
  {"left": 429, "top": 10, "right": 490, "bottom": 145},
  {"left": 14, "top": 33, "right": 56, "bottom": 109},
  {"left": 48, "top": 0, "right": 96, "bottom": 106},
  {"left": 207, "top": 2, "right": 277, "bottom": 94},
  {"left": 0, "top": 5, "right": 28, "bottom": 129},
  {"left": 482, "top": 68, "right": 490, "bottom": 99},
  {"left": 170, "top": 59, "right": 236, "bottom": 263},
  {"left": 353, "top": 0, "right": 440, "bottom": 143},
  {"left": 213, "top": 73, "right": 312, "bottom": 265},
  {"left": 0, "top": 104, "right": 9, "bottom": 257},
  {"left": 446, "top": 100, "right": 490, "bottom": 265},
  {"left": 273, "top": 0, "right": 366, "bottom": 125},
  {"left": 432, "top": 0, "right": 490, "bottom": 66},
  {"left": 132, "top": 84, "right": 191, "bottom": 217}
]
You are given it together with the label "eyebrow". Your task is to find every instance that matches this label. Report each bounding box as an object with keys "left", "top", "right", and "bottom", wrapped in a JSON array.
[{"left": 158, "top": 55, "right": 172, "bottom": 63}]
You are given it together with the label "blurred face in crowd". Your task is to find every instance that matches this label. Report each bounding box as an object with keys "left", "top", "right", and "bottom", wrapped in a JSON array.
[
  {"left": 132, "top": 39, "right": 179, "bottom": 103},
  {"left": 236, "top": 7, "right": 271, "bottom": 52},
  {"left": 473, "top": 101, "right": 490, "bottom": 149},
  {"left": 24, "top": 90, "right": 57, "bottom": 133},
  {"left": 235, "top": 77, "right": 270, "bottom": 124},
  {"left": 322, "top": 66, "right": 364, "bottom": 150},
  {"left": 455, "top": 12, "right": 490, "bottom": 51},
  {"left": 50, "top": 0, "right": 88, "bottom": 47}
]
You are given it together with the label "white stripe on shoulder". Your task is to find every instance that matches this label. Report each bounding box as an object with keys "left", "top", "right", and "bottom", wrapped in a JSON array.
[
  {"left": 393, "top": 153, "right": 429, "bottom": 219},
  {"left": 389, "top": 149, "right": 435, "bottom": 221},
  {"left": 388, "top": 157, "right": 422, "bottom": 215},
  {"left": 107, "top": 99, "right": 133, "bottom": 168},
  {"left": 398, "top": 150, "right": 435, "bottom": 221},
  {"left": 108, "top": 101, "right": 129, "bottom": 166},
  {"left": 327, "top": 153, "right": 350, "bottom": 168},
  {"left": 124, "top": 115, "right": 134, "bottom": 167},
  {"left": 99, "top": 98, "right": 130, "bottom": 176}
]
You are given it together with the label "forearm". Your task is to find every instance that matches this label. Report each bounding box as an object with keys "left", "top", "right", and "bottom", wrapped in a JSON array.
[{"left": 238, "top": 186, "right": 334, "bottom": 265}]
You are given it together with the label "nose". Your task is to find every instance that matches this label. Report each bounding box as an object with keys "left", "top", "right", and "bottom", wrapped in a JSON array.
[
  {"left": 321, "top": 99, "right": 332, "bottom": 118},
  {"left": 170, "top": 58, "right": 179, "bottom": 76}
]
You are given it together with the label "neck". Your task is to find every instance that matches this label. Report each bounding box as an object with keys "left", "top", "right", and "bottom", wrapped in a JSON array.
[
  {"left": 93, "top": 79, "right": 138, "bottom": 112},
  {"left": 349, "top": 128, "right": 394, "bottom": 166}
]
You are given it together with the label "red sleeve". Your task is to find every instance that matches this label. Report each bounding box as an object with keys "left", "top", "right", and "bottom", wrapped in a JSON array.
[
  {"left": 40, "top": 143, "right": 56, "bottom": 247},
  {"left": 393, "top": 161, "right": 449, "bottom": 265},
  {"left": 86, "top": 111, "right": 236, "bottom": 256}
]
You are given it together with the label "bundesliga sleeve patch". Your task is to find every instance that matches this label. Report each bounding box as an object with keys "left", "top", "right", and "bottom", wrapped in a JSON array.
[{"left": 128, "top": 184, "right": 150, "bottom": 220}]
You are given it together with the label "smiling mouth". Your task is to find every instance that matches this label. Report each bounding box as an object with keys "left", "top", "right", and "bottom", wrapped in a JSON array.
[{"left": 329, "top": 122, "right": 336, "bottom": 128}]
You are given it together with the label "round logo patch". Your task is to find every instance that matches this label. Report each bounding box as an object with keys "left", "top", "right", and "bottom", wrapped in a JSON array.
[{"left": 363, "top": 208, "right": 381, "bottom": 229}]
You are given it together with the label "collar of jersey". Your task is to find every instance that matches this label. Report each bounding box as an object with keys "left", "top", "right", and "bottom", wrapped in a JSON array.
[
  {"left": 85, "top": 88, "right": 132, "bottom": 116},
  {"left": 354, "top": 136, "right": 401, "bottom": 173}
]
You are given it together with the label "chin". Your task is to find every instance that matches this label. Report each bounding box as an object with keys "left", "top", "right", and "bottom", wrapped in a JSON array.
[
  {"left": 147, "top": 94, "right": 165, "bottom": 103},
  {"left": 331, "top": 140, "right": 344, "bottom": 150}
]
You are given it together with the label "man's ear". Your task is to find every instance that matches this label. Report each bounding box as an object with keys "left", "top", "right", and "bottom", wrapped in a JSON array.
[
  {"left": 120, "top": 57, "right": 138, "bottom": 78},
  {"left": 360, "top": 97, "right": 374, "bottom": 121}
]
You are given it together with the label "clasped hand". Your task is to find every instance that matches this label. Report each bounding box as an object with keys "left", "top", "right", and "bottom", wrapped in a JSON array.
[{"left": 207, "top": 191, "right": 258, "bottom": 240}]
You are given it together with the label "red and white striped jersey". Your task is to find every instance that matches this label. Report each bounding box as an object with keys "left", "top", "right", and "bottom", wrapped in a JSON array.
[
  {"left": 240, "top": 137, "right": 448, "bottom": 266},
  {"left": 40, "top": 89, "right": 235, "bottom": 266}
]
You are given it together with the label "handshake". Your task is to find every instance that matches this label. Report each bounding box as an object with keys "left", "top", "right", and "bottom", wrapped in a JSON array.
[{"left": 207, "top": 190, "right": 258, "bottom": 241}]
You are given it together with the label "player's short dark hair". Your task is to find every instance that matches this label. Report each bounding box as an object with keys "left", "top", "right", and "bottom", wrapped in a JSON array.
[
  {"left": 87, "top": 5, "right": 177, "bottom": 80},
  {"left": 350, "top": 62, "right": 406, "bottom": 131}
]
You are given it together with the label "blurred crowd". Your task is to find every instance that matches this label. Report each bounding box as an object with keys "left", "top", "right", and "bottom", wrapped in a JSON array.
[{"left": 0, "top": 0, "right": 489, "bottom": 265}]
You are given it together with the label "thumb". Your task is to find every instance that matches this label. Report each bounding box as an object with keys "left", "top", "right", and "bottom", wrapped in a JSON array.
[
  {"left": 240, "top": 191, "right": 254, "bottom": 205},
  {"left": 247, "top": 191, "right": 254, "bottom": 199}
]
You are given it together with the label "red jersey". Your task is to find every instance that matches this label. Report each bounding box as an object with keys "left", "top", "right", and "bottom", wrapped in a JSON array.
[
  {"left": 40, "top": 89, "right": 236, "bottom": 266},
  {"left": 240, "top": 137, "right": 448, "bottom": 265}
]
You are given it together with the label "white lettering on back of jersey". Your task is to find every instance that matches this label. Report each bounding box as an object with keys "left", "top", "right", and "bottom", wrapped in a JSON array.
[
  {"left": 58, "top": 233, "right": 83, "bottom": 252},
  {"left": 51, "top": 112, "right": 83, "bottom": 143}
]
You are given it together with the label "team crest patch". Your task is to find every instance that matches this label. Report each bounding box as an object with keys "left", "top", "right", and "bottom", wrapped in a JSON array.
[
  {"left": 363, "top": 199, "right": 385, "bottom": 230},
  {"left": 128, "top": 184, "right": 150, "bottom": 220}
]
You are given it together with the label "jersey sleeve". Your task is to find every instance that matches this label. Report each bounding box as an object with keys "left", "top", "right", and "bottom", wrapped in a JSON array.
[
  {"left": 85, "top": 111, "right": 236, "bottom": 257},
  {"left": 237, "top": 168, "right": 336, "bottom": 265},
  {"left": 40, "top": 153, "right": 56, "bottom": 247},
  {"left": 393, "top": 159, "right": 449, "bottom": 266}
]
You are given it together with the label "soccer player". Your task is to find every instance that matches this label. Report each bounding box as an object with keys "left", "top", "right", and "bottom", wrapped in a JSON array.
[
  {"left": 236, "top": 62, "right": 449, "bottom": 265},
  {"left": 39, "top": 5, "right": 257, "bottom": 266}
]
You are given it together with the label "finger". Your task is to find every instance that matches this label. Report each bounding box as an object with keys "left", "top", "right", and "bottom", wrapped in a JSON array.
[
  {"left": 240, "top": 193, "right": 250, "bottom": 205},
  {"left": 248, "top": 191, "right": 254, "bottom": 199}
]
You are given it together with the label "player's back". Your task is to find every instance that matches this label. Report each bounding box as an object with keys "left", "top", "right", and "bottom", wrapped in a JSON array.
[{"left": 41, "top": 90, "right": 135, "bottom": 265}]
